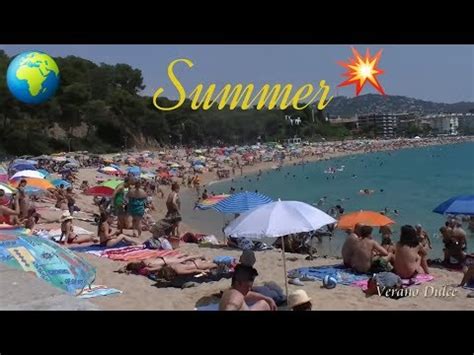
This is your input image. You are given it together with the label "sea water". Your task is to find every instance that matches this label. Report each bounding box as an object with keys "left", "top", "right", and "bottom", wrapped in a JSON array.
[{"left": 182, "top": 142, "right": 474, "bottom": 258}]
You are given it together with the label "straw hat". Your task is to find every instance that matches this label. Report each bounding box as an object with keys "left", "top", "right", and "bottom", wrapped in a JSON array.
[
  {"left": 288, "top": 290, "right": 311, "bottom": 309},
  {"left": 60, "top": 211, "right": 73, "bottom": 223}
]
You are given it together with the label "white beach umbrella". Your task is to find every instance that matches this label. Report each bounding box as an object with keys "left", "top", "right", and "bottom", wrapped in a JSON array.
[
  {"left": 224, "top": 200, "right": 336, "bottom": 296},
  {"left": 11, "top": 170, "right": 45, "bottom": 180}
]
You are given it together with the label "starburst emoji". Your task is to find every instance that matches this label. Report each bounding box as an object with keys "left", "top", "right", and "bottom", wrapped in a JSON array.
[{"left": 337, "top": 47, "right": 385, "bottom": 95}]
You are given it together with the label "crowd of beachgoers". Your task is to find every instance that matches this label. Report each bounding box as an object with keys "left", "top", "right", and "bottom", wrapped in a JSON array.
[{"left": 0, "top": 135, "right": 473, "bottom": 310}]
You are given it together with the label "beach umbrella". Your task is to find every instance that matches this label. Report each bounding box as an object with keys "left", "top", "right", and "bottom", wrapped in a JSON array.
[
  {"left": 9, "top": 177, "right": 54, "bottom": 190},
  {"left": 127, "top": 166, "right": 141, "bottom": 176},
  {"left": 433, "top": 195, "right": 474, "bottom": 216},
  {"left": 224, "top": 200, "right": 336, "bottom": 297},
  {"left": 100, "top": 180, "right": 123, "bottom": 189},
  {"left": 0, "top": 226, "right": 95, "bottom": 295},
  {"left": 196, "top": 194, "right": 230, "bottom": 210},
  {"left": 11, "top": 170, "right": 46, "bottom": 180},
  {"left": 85, "top": 186, "right": 114, "bottom": 197},
  {"left": 212, "top": 191, "right": 273, "bottom": 214},
  {"left": 337, "top": 210, "right": 395, "bottom": 230},
  {"left": 0, "top": 183, "right": 16, "bottom": 194},
  {"left": 51, "top": 179, "right": 71, "bottom": 188},
  {"left": 37, "top": 169, "right": 50, "bottom": 178},
  {"left": 10, "top": 163, "right": 37, "bottom": 172}
]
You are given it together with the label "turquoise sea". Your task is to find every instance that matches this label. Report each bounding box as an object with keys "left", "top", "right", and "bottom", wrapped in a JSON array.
[{"left": 182, "top": 142, "right": 474, "bottom": 258}]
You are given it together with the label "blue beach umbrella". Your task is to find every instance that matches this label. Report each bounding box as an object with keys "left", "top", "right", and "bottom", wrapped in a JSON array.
[
  {"left": 37, "top": 169, "right": 50, "bottom": 178},
  {"left": 212, "top": 191, "right": 273, "bottom": 214},
  {"left": 0, "top": 227, "right": 95, "bottom": 295},
  {"left": 51, "top": 179, "right": 71, "bottom": 188},
  {"left": 433, "top": 195, "right": 474, "bottom": 216},
  {"left": 127, "top": 166, "right": 141, "bottom": 176}
]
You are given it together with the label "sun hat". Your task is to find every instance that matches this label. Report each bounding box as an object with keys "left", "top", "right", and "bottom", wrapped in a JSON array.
[
  {"left": 60, "top": 211, "right": 73, "bottom": 223},
  {"left": 288, "top": 289, "right": 311, "bottom": 308}
]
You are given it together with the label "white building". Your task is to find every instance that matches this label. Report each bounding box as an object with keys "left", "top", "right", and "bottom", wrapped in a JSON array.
[{"left": 422, "top": 113, "right": 459, "bottom": 135}]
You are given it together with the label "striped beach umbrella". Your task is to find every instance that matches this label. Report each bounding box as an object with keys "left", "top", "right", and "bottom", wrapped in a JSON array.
[
  {"left": 212, "top": 191, "right": 273, "bottom": 214},
  {"left": 196, "top": 194, "right": 230, "bottom": 210},
  {"left": 11, "top": 170, "right": 46, "bottom": 180},
  {"left": 0, "top": 182, "right": 16, "bottom": 194},
  {"left": 9, "top": 177, "right": 54, "bottom": 190}
]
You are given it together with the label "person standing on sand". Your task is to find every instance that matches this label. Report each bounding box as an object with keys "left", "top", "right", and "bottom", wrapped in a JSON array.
[
  {"left": 127, "top": 180, "right": 147, "bottom": 238},
  {"left": 193, "top": 175, "right": 201, "bottom": 197},
  {"left": 166, "top": 182, "right": 182, "bottom": 237},
  {"left": 17, "top": 179, "right": 29, "bottom": 219},
  {"left": 112, "top": 177, "right": 131, "bottom": 235},
  {"left": 219, "top": 264, "right": 277, "bottom": 311}
]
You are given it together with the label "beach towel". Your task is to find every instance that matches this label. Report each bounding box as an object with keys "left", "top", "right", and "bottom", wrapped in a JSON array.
[
  {"left": 213, "top": 255, "right": 237, "bottom": 267},
  {"left": 252, "top": 282, "right": 286, "bottom": 305},
  {"left": 70, "top": 240, "right": 130, "bottom": 253},
  {"left": 79, "top": 244, "right": 181, "bottom": 261},
  {"left": 289, "top": 264, "right": 369, "bottom": 286},
  {"left": 78, "top": 285, "right": 123, "bottom": 299},
  {"left": 352, "top": 274, "right": 435, "bottom": 290}
]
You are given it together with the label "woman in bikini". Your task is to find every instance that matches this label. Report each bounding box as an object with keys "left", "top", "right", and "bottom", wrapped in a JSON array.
[
  {"left": 119, "top": 254, "right": 218, "bottom": 280},
  {"left": 98, "top": 213, "right": 141, "bottom": 247},
  {"left": 59, "top": 212, "right": 98, "bottom": 245}
]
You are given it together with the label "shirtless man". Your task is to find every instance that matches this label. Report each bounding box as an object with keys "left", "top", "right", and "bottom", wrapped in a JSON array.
[
  {"left": 392, "top": 225, "right": 429, "bottom": 279},
  {"left": 348, "top": 225, "right": 389, "bottom": 273},
  {"left": 219, "top": 265, "right": 276, "bottom": 311},
  {"left": 341, "top": 223, "right": 362, "bottom": 267}
]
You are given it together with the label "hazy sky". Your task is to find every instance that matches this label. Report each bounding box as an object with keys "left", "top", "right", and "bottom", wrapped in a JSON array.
[{"left": 1, "top": 45, "right": 472, "bottom": 103}]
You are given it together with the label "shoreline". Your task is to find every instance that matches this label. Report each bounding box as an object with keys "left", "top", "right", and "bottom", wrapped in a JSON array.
[{"left": 180, "top": 138, "right": 474, "bottom": 237}]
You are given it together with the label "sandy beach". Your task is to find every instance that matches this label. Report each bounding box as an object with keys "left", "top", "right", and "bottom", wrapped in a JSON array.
[{"left": 2, "top": 136, "right": 473, "bottom": 310}]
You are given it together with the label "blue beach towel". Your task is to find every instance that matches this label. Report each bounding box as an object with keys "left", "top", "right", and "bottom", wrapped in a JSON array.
[
  {"left": 213, "top": 256, "right": 236, "bottom": 266},
  {"left": 288, "top": 264, "right": 370, "bottom": 286},
  {"left": 70, "top": 241, "right": 130, "bottom": 253}
]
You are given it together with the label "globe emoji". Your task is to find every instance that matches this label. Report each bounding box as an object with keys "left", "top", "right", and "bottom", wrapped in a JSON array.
[{"left": 6, "top": 51, "right": 60, "bottom": 104}]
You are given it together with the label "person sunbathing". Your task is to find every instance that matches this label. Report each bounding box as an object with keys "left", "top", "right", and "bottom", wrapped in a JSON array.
[
  {"left": 98, "top": 213, "right": 141, "bottom": 247},
  {"left": 59, "top": 211, "right": 99, "bottom": 245},
  {"left": 392, "top": 225, "right": 429, "bottom": 279},
  {"left": 119, "top": 255, "right": 218, "bottom": 279}
]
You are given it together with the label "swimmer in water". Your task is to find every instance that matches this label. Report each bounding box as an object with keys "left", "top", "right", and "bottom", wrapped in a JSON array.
[
  {"left": 393, "top": 209, "right": 399, "bottom": 216},
  {"left": 380, "top": 189, "right": 384, "bottom": 192},
  {"left": 352, "top": 174, "right": 357, "bottom": 179},
  {"left": 293, "top": 175, "right": 296, "bottom": 178},
  {"left": 306, "top": 177, "right": 309, "bottom": 179}
]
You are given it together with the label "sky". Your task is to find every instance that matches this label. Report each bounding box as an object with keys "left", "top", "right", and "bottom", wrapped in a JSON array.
[{"left": 1, "top": 45, "right": 473, "bottom": 103}]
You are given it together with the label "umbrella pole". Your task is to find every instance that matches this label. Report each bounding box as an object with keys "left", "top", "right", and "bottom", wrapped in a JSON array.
[{"left": 281, "top": 235, "right": 289, "bottom": 299}]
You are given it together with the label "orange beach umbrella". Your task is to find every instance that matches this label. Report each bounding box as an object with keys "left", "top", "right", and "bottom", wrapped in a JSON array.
[
  {"left": 337, "top": 210, "right": 395, "bottom": 230},
  {"left": 9, "top": 177, "right": 54, "bottom": 190}
]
